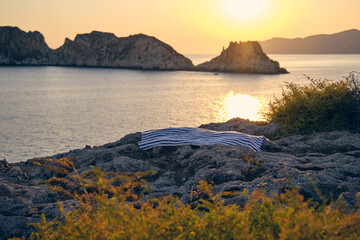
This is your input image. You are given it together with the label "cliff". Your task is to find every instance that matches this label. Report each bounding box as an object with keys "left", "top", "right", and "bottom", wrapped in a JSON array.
[
  {"left": 0, "top": 26, "right": 51, "bottom": 65},
  {"left": 260, "top": 29, "right": 360, "bottom": 54},
  {"left": 1, "top": 118, "right": 359, "bottom": 238},
  {"left": 196, "top": 41, "right": 288, "bottom": 74},
  {"left": 0, "top": 26, "right": 289, "bottom": 74},
  {"left": 52, "top": 31, "right": 193, "bottom": 70},
  {"left": 0, "top": 27, "right": 193, "bottom": 70}
]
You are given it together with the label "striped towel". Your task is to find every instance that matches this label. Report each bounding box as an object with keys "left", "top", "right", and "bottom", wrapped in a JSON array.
[{"left": 138, "top": 127, "right": 265, "bottom": 151}]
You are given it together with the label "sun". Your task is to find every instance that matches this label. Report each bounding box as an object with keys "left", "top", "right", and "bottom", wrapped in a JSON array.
[
  {"left": 216, "top": 92, "right": 267, "bottom": 122},
  {"left": 222, "top": 0, "right": 268, "bottom": 22}
]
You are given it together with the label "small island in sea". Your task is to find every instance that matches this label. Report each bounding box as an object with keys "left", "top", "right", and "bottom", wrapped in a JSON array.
[
  {"left": 197, "top": 41, "right": 288, "bottom": 74},
  {"left": 0, "top": 26, "right": 287, "bottom": 74}
]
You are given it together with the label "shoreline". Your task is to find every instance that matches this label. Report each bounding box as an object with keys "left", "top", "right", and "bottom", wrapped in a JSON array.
[
  {"left": 1, "top": 118, "right": 360, "bottom": 238},
  {"left": 0, "top": 63, "right": 289, "bottom": 74}
]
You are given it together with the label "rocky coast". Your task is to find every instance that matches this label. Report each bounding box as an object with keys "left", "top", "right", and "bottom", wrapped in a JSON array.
[
  {"left": 0, "top": 118, "right": 359, "bottom": 239},
  {"left": 0, "top": 26, "right": 287, "bottom": 74}
]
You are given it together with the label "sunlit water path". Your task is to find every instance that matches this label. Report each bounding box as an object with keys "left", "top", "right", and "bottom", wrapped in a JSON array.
[{"left": 0, "top": 54, "right": 359, "bottom": 162}]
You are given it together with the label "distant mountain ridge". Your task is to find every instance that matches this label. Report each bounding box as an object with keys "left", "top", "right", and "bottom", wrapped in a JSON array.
[{"left": 260, "top": 29, "right": 360, "bottom": 54}]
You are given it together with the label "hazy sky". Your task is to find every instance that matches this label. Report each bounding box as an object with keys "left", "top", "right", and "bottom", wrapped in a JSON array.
[{"left": 1, "top": 0, "right": 359, "bottom": 53}]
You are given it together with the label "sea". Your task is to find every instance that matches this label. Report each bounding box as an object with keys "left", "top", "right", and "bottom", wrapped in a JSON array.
[{"left": 0, "top": 54, "right": 359, "bottom": 162}]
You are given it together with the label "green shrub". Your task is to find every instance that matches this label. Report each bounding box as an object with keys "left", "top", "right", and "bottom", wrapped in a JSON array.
[
  {"left": 12, "top": 158, "right": 360, "bottom": 240},
  {"left": 266, "top": 72, "right": 360, "bottom": 136}
]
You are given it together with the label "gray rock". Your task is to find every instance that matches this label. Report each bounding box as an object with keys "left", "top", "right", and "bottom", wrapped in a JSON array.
[
  {"left": 200, "top": 117, "right": 281, "bottom": 136},
  {"left": 1, "top": 119, "right": 360, "bottom": 238}
]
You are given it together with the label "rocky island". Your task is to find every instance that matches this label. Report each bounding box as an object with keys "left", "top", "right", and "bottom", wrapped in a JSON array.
[
  {"left": 0, "top": 26, "right": 193, "bottom": 70},
  {"left": 196, "top": 41, "right": 288, "bottom": 74},
  {"left": 0, "top": 118, "right": 359, "bottom": 239},
  {"left": 51, "top": 31, "right": 194, "bottom": 70},
  {"left": 0, "top": 26, "right": 288, "bottom": 74}
]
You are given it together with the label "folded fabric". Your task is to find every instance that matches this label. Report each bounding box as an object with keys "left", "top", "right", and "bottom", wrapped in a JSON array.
[{"left": 138, "top": 127, "right": 265, "bottom": 151}]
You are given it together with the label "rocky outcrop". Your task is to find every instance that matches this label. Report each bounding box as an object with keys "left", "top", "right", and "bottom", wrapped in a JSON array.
[
  {"left": 0, "top": 26, "right": 290, "bottom": 73},
  {"left": 0, "top": 26, "right": 51, "bottom": 65},
  {"left": 196, "top": 41, "right": 288, "bottom": 74},
  {"left": 0, "top": 26, "right": 193, "bottom": 70},
  {"left": 52, "top": 32, "right": 193, "bottom": 70},
  {"left": 199, "top": 117, "right": 281, "bottom": 136},
  {"left": 1, "top": 118, "right": 360, "bottom": 238}
]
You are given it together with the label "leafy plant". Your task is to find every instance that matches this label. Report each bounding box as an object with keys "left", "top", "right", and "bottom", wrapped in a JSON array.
[
  {"left": 266, "top": 72, "right": 360, "bottom": 137},
  {"left": 11, "top": 158, "right": 360, "bottom": 240}
]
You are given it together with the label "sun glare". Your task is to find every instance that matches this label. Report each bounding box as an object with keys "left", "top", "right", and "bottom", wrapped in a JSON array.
[
  {"left": 222, "top": 0, "right": 268, "bottom": 22},
  {"left": 217, "top": 92, "right": 267, "bottom": 122}
]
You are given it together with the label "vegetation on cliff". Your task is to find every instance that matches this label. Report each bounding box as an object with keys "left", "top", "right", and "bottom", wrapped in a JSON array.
[
  {"left": 12, "top": 158, "right": 360, "bottom": 240},
  {"left": 266, "top": 72, "right": 360, "bottom": 137}
]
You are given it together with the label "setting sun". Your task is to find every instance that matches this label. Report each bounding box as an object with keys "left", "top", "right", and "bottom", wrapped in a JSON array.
[
  {"left": 222, "top": 0, "right": 268, "bottom": 22},
  {"left": 217, "top": 92, "right": 267, "bottom": 122}
]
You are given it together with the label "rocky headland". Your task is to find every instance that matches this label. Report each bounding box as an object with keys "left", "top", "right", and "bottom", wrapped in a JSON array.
[
  {"left": 0, "top": 26, "right": 288, "bottom": 73},
  {"left": 51, "top": 31, "right": 194, "bottom": 70},
  {"left": 0, "top": 26, "right": 193, "bottom": 71},
  {"left": 1, "top": 118, "right": 359, "bottom": 239},
  {"left": 0, "top": 27, "right": 51, "bottom": 65},
  {"left": 196, "top": 41, "right": 288, "bottom": 74}
]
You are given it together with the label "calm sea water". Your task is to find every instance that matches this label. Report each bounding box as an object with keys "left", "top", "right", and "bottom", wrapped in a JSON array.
[{"left": 1, "top": 54, "right": 359, "bottom": 162}]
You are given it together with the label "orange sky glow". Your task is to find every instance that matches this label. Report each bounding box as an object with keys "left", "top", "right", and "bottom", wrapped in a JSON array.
[{"left": 1, "top": 0, "right": 359, "bottom": 54}]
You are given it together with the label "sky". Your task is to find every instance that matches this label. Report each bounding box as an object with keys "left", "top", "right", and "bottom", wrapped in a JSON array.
[{"left": 1, "top": 0, "right": 360, "bottom": 54}]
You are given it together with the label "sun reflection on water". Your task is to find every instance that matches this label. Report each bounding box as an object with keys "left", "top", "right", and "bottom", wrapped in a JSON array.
[{"left": 216, "top": 91, "right": 268, "bottom": 122}]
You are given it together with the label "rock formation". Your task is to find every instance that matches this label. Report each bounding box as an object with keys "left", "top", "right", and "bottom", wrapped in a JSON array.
[
  {"left": 0, "top": 26, "right": 51, "bottom": 65},
  {"left": 196, "top": 41, "right": 288, "bottom": 74},
  {"left": 1, "top": 118, "right": 360, "bottom": 238},
  {"left": 0, "top": 26, "right": 193, "bottom": 70},
  {"left": 0, "top": 26, "right": 290, "bottom": 74},
  {"left": 52, "top": 32, "right": 193, "bottom": 70}
]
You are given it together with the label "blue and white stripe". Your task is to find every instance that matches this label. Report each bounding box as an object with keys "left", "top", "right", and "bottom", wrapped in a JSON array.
[{"left": 138, "top": 127, "right": 265, "bottom": 151}]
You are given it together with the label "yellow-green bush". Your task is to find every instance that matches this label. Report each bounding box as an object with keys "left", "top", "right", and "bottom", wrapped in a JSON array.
[
  {"left": 266, "top": 72, "right": 360, "bottom": 137},
  {"left": 13, "top": 158, "right": 360, "bottom": 240}
]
